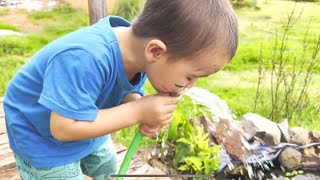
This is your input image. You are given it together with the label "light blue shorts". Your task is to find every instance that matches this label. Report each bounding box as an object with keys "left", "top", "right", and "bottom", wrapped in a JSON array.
[{"left": 14, "top": 138, "right": 118, "bottom": 180}]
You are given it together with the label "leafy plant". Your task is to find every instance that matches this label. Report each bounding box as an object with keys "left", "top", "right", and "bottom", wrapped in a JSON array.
[
  {"left": 155, "top": 96, "right": 221, "bottom": 177},
  {"left": 174, "top": 125, "right": 221, "bottom": 176}
]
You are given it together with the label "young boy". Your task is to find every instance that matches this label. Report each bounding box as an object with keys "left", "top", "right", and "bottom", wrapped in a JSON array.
[{"left": 4, "top": 0, "right": 238, "bottom": 179}]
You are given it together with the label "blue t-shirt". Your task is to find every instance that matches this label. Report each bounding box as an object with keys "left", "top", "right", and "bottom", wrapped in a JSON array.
[{"left": 3, "top": 16, "right": 147, "bottom": 168}]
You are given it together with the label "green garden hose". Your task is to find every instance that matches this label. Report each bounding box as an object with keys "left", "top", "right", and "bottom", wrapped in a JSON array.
[{"left": 116, "top": 93, "right": 180, "bottom": 180}]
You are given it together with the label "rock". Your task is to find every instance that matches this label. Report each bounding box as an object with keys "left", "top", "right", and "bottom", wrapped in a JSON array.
[
  {"left": 315, "top": 146, "right": 320, "bottom": 155},
  {"left": 278, "top": 119, "right": 290, "bottom": 143},
  {"left": 255, "top": 131, "right": 276, "bottom": 146},
  {"left": 279, "top": 147, "right": 302, "bottom": 170},
  {"left": 212, "top": 119, "right": 248, "bottom": 161},
  {"left": 302, "top": 147, "right": 316, "bottom": 156},
  {"left": 199, "top": 115, "right": 218, "bottom": 146},
  {"left": 289, "top": 127, "right": 311, "bottom": 145},
  {"left": 310, "top": 131, "right": 320, "bottom": 143},
  {"left": 240, "top": 113, "right": 281, "bottom": 146},
  {"left": 224, "top": 163, "right": 246, "bottom": 176},
  {"left": 301, "top": 155, "right": 320, "bottom": 171}
]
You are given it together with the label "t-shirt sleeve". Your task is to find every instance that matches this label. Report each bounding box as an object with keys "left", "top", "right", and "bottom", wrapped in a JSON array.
[
  {"left": 38, "top": 49, "right": 105, "bottom": 121},
  {"left": 132, "top": 73, "right": 147, "bottom": 96}
]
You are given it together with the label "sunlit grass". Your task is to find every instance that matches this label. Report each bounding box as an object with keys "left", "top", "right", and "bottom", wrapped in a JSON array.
[{"left": 226, "top": 0, "right": 320, "bottom": 71}]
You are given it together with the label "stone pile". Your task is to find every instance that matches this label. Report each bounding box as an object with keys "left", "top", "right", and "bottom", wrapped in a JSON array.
[{"left": 201, "top": 113, "right": 320, "bottom": 176}]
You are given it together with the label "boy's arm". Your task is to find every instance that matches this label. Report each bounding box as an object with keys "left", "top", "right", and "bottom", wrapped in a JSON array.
[
  {"left": 50, "top": 100, "right": 140, "bottom": 142},
  {"left": 121, "top": 93, "right": 142, "bottom": 104},
  {"left": 50, "top": 94, "right": 179, "bottom": 142}
]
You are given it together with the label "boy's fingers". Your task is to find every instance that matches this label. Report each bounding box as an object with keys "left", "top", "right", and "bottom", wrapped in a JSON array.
[
  {"left": 140, "top": 124, "right": 158, "bottom": 133},
  {"left": 163, "top": 105, "right": 177, "bottom": 113},
  {"left": 160, "top": 113, "right": 173, "bottom": 124},
  {"left": 164, "top": 97, "right": 180, "bottom": 105},
  {"left": 139, "top": 124, "right": 158, "bottom": 137}
]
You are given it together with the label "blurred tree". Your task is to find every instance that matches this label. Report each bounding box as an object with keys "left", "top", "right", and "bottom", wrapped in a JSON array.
[{"left": 88, "top": 0, "right": 107, "bottom": 25}]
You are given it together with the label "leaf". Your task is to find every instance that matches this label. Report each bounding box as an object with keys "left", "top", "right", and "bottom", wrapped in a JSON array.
[
  {"left": 174, "top": 110, "right": 184, "bottom": 124},
  {"left": 167, "top": 116, "right": 178, "bottom": 141},
  {"left": 177, "top": 137, "right": 192, "bottom": 145},
  {"left": 178, "top": 164, "right": 189, "bottom": 171},
  {"left": 173, "top": 143, "right": 191, "bottom": 167},
  {"left": 183, "top": 119, "right": 193, "bottom": 137},
  {"left": 185, "top": 157, "right": 203, "bottom": 171}
]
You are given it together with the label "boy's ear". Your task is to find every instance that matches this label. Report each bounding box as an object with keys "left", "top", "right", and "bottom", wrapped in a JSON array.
[{"left": 145, "top": 39, "right": 167, "bottom": 63}]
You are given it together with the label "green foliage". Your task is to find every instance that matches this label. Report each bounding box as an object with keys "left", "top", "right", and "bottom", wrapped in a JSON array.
[
  {"left": 28, "top": 11, "right": 54, "bottom": 20},
  {"left": 0, "top": 57, "right": 26, "bottom": 95},
  {"left": 227, "top": 0, "right": 320, "bottom": 71},
  {"left": 174, "top": 125, "right": 221, "bottom": 176},
  {"left": 28, "top": 4, "right": 76, "bottom": 20},
  {"left": 113, "top": 124, "right": 156, "bottom": 148},
  {"left": 0, "top": 37, "right": 32, "bottom": 56},
  {"left": 52, "top": 4, "right": 76, "bottom": 14},
  {"left": 0, "top": 21, "right": 19, "bottom": 31},
  {"left": 0, "top": 4, "right": 88, "bottom": 97},
  {"left": 254, "top": 6, "right": 320, "bottom": 125},
  {"left": 28, "top": 4, "right": 88, "bottom": 34},
  {"left": 156, "top": 96, "right": 221, "bottom": 176},
  {"left": 111, "top": 0, "right": 142, "bottom": 21},
  {"left": 285, "top": 170, "right": 304, "bottom": 177}
]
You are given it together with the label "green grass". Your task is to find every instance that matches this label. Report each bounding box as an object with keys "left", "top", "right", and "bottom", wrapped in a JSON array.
[
  {"left": 225, "top": 0, "right": 320, "bottom": 71},
  {"left": 0, "top": 21, "right": 20, "bottom": 31},
  {"left": 0, "top": 4, "right": 89, "bottom": 95},
  {"left": 0, "top": 56, "right": 26, "bottom": 96}
]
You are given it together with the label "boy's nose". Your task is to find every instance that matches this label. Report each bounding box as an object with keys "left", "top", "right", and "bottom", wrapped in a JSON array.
[{"left": 185, "top": 79, "right": 196, "bottom": 89}]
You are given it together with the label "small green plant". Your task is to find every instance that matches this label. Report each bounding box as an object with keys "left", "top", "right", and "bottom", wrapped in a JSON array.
[
  {"left": 174, "top": 125, "right": 221, "bottom": 177},
  {"left": 155, "top": 96, "right": 221, "bottom": 177},
  {"left": 285, "top": 170, "right": 304, "bottom": 178}
]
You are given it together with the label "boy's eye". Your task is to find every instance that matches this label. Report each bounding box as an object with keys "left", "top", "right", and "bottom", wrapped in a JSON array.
[
  {"left": 175, "top": 84, "right": 184, "bottom": 88},
  {"left": 187, "top": 77, "right": 192, "bottom": 81}
]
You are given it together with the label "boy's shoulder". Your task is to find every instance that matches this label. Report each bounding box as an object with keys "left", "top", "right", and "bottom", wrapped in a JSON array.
[{"left": 47, "top": 16, "right": 129, "bottom": 61}]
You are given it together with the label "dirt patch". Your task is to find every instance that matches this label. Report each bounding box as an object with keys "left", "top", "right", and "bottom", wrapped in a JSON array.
[
  {"left": 0, "top": 167, "right": 20, "bottom": 180},
  {"left": 0, "top": 9, "right": 42, "bottom": 33},
  {"left": 136, "top": 147, "right": 182, "bottom": 179}
]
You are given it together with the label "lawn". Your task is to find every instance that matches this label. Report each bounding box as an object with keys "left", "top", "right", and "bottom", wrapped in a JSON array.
[{"left": 0, "top": 0, "right": 319, "bottom": 130}]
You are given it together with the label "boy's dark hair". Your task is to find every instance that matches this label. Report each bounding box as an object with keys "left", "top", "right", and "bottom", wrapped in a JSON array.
[{"left": 132, "top": 0, "right": 238, "bottom": 60}]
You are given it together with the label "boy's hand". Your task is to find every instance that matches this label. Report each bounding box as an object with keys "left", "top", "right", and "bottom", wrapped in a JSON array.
[
  {"left": 134, "top": 94, "right": 179, "bottom": 131},
  {"left": 139, "top": 124, "right": 163, "bottom": 137}
]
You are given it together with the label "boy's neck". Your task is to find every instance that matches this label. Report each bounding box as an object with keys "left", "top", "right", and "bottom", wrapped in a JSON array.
[{"left": 113, "top": 27, "right": 146, "bottom": 81}]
